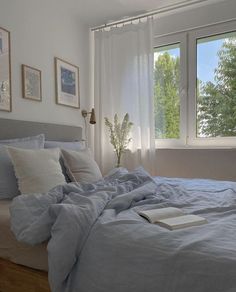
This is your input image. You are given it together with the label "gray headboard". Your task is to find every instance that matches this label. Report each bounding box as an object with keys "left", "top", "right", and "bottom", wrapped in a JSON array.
[{"left": 0, "top": 118, "right": 83, "bottom": 141}]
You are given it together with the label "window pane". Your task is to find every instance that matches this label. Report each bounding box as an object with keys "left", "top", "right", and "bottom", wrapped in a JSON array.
[
  {"left": 154, "top": 43, "right": 180, "bottom": 139},
  {"left": 197, "top": 31, "right": 236, "bottom": 138}
]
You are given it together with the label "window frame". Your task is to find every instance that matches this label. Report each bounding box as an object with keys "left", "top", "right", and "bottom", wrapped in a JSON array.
[
  {"left": 154, "top": 20, "right": 236, "bottom": 149},
  {"left": 153, "top": 32, "right": 187, "bottom": 148},
  {"left": 188, "top": 21, "right": 236, "bottom": 147}
]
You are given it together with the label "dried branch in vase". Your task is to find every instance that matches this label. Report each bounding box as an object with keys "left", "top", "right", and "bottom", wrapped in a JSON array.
[{"left": 104, "top": 113, "right": 133, "bottom": 167}]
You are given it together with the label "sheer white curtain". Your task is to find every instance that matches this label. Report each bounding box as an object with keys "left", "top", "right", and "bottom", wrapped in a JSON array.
[{"left": 94, "top": 19, "right": 155, "bottom": 175}]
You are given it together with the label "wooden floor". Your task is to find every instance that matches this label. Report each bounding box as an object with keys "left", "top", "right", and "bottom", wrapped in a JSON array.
[{"left": 0, "top": 258, "right": 50, "bottom": 292}]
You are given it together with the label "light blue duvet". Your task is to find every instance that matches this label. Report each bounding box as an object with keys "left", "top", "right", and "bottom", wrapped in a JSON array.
[{"left": 10, "top": 168, "right": 236, "bottom": 292}]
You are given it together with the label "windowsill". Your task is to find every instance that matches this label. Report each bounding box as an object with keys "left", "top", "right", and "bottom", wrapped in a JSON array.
[{"left": 155, "top": 145, "right": 236, "bottom": 150}]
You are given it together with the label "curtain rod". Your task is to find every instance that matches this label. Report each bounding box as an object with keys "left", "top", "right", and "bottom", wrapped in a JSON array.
[{"left": 91, "top": 0, "right": 211, "bottom": 31}]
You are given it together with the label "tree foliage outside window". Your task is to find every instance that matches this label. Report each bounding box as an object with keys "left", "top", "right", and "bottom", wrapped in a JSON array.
[
  {"left": 197, "top": 37, "right": 236, "bottom": 137},
  {"left": 154, "top": 33, "right": 236, "bottom": 140},
  {"left": 154, "top": 46, "right": 180, "bottom": 139}
]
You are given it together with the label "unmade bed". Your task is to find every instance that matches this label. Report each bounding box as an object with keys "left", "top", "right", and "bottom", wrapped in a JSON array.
[
  {"left": 11, "top": 169, "right": 236, "bottom": 292},
  {"left": 1, "top": 118, "right": 236, "bottom": 292}
]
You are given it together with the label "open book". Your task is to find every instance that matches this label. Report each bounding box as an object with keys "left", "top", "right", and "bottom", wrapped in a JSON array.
[{"left": 138, "top": 207, "right": 207, "bottom": 231}]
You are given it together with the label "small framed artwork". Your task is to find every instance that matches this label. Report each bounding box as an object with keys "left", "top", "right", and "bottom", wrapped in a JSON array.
[
  {"left": 22, "top": 64, "right": 42, "bottom": 101},
  {"left": 55, "top": 57, "right": 80, "bottom": 109},
  {"left": 0, "top": 27, "right": 11, "bottom": 112}
]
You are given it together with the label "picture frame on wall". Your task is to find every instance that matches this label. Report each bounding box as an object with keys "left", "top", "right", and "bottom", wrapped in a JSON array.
[
  {"left": 54, "top": 57, "right": 80, "bottom": 109},
  {"left": 22, "top": 64, "right": 42, "bottom": 101},
  {"left": 0, "top": 27, "right": 11, "bottom": 112}
]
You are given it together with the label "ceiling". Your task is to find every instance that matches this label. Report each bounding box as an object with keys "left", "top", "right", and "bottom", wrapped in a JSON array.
[
  {"left": 67, "top": 0, "right": 214, "bottom": 28},
  {"left": 76, "top": 0, "right": 182, "bottom": 27}
]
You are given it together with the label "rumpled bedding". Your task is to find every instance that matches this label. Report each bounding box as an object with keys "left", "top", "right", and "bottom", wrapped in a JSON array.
[{"left": 10, "top": 168, "right": 236, "bottom": 292}]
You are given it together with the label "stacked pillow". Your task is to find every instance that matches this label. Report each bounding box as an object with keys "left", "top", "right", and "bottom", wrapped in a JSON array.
[
  {"left": 44, "top": 140, "right": 85, "bottom": 182},
  {"left": 44, "top": 140, "right": 85, "bottom": 151},
  {"left": 1, "top": 136, "right": 102, "bottom": 198},
  {"left": 7, "top": 147, "right": 66, "bottom": 194},
  {"left": 0, "top": 134, "right": 45, "bottom": 199},
  {"left": 45, "top": 141, "right": 102, "bottom": 184},
  {"left": 61, "top": 149, "right": 102, "bottom": 184}
]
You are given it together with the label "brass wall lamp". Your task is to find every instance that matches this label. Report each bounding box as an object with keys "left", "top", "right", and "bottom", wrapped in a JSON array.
[{"left": 81, "top": 108, "right": 96, "bottom": 124}]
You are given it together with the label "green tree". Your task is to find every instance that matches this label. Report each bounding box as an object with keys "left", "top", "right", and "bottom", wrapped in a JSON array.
[
  {"left": 198, "top": 38, "right": 236, "bottom": 137},
  {"left": 154, "top": 52, "right": 180, "bottom": 139}
]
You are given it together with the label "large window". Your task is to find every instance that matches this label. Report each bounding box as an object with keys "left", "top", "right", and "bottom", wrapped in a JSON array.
[{"left": 154, "top": 21, "right": 236, "bottom": 148}]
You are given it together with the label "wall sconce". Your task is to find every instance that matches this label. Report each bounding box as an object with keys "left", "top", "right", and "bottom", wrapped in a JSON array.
[
  {"left": 81, "top": 108, "right": 96, "bottom": 124},
  {"left": 81, "top": 108, "right": 96, "bottom": 147}
]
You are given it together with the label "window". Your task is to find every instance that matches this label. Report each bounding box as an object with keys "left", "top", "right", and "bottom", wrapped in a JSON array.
[
  {"left": 154, "top": 21, "right": 236, "bottom": 148},
  {"left": 154, "top": 33, "right": 187, "bottom": 148},
  {"left": 196, "top": 32, "right": 236, "bottom": 138},
  {"left": 154, "top": 44, "right": 181, "bottom": 139}
]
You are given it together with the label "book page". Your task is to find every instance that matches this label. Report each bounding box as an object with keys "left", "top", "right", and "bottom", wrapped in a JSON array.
[
  {"left": 158, "top": 215, "right": 207, "bottom": 230},
  {"left": 139, "top": 207, "right": 184, "bottom": 223}
]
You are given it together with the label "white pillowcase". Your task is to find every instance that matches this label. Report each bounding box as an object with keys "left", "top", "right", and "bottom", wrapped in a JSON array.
[
  {"left": 61, "top": 149, "right": 102, "bottom": 184},
  {"left": 7, "top": 147, "right": 66, "bottom": 194},
  {"left": 0, "top": 134, "right": 45, "bottom": 199}
]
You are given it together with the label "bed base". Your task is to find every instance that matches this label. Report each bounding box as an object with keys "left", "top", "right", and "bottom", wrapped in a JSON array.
[{"left": 0, "top": 258, "right": 50, "bottom": 292}]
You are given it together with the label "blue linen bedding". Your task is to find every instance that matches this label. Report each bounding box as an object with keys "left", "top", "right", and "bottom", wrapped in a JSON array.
[{"left": 10, "top": 168, "right": 236, "bottom": 292}]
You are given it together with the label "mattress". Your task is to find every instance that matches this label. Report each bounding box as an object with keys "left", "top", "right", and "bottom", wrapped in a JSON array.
[{"left": 0, "top": 199, "right": 48, "bottom": 271}]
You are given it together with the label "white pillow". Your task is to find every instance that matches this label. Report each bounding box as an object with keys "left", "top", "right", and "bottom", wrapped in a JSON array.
[
  {"left": 61, "top": 149, "right": 102, "bottom": 184},
  {"left": 7, "top": 147, "right": 66, "bottom": 194},
  {"left": 0, "top": 134, "right": 45, "bottom": 199}
]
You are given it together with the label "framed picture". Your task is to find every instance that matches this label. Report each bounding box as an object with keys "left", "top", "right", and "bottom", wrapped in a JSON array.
[
  {"left": 22, "top": 64, "right": 42, "bottom": 101},
  {"left": 55, "top": 57, "right": 80, "bottom": 109},
  {"left": 0, "top": 27, "right": 11, "bottom": 112}
]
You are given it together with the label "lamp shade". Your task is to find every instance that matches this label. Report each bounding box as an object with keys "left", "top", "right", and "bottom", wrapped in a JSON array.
[{"left": 90, "top": 108, "right": 96, "bottom": 124}]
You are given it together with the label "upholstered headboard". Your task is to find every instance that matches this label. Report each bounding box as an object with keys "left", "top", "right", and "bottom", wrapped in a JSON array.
[{"left": 0, "top": 118, "right": 83, "bottom": 141}]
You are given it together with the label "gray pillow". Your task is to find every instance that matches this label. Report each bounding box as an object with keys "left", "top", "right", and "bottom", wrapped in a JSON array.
[
  {"left": 44, "top": 140, "right": 85, "bottom": 151},
  {"left": 61, "top": 149, "right": 102, "bottom": 184},
  {"left": 0, "top": 134, "right": 45, "bottom": 199},
  {"left": 45, "top": 140, "right": 85, "bottom": 182}
]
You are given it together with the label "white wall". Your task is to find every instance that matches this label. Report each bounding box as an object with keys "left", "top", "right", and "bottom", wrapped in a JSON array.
[
  {"left": 0, "top": 0, "right": 90, "bottom": 128},
  {"left": 155, "top": 148, "right": 236, "bottom": 181},
  {"left": 152, "top": 0, "right": 236, "bottom": 181}
]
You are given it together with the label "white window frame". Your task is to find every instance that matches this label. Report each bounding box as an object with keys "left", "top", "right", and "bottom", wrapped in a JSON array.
[
  {"left": 154, "top": 20, "right": 236, "bottom": 149},
  {"left": 154, "top": 32, "right": 187, "bottom": 148},
  {"left": 188, "top": 21, "right": 236, "bottom": 147}
]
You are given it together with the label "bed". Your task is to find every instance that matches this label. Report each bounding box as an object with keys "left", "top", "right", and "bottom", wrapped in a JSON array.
[
  {"left": 9, "top": 169, "right": 236, "bottom": 292},
  {"left": 1, "top": 118, "right": 236, "bottom": 292}
]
